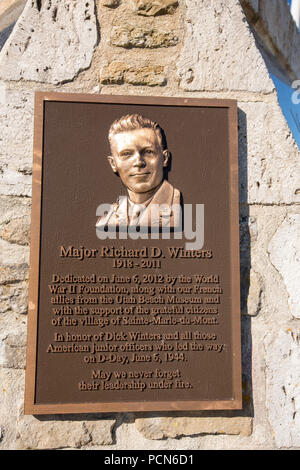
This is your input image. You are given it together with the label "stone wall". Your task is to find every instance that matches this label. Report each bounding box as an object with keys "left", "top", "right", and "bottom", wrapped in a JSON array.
[{"left": 0, "top": 0, "right": 299, "bottom": 450}]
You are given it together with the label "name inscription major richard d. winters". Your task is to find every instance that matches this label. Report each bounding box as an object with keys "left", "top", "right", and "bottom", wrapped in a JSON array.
[{"left": 59, "top": 245, "right": 213, "bottom": 261}]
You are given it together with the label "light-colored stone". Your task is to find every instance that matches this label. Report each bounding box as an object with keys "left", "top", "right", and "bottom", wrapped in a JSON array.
[
  {"left": 265, "top": 330, "right": 300, "bottom": 448},
  {"left": 136, "top": 416, "right": 252, "bottom": 439},
  {"left": 0, "top": 239, "right": 29, "bottom": 266},
  {"left": 239, "top": 212, "right": 264, "bottom": 316},
  {"left": 177, "top": 0, "right": 275, "bottom": 93},
  {"left": 125, "top": 65, "right": 166, "bottom": 86},
  {"left": 0, "top": 88, "right": 34, "bottom": 197},
  {"left": 0, "top": 368, "right": 24, "bottom": 450},
  {"left": 0, "top": 263, "right": 29, "bottom": 285},
  {"left": 16, "top": 415, "right": 92, "bottom": 449},
  {"left": 110, "top": 25, "right": 178, "bottom": 48},
  {"left": 238, "top": 102, "right": 300, "bottom": 205},
  {"left": 0, "top": 263, "right": 29, "bottom": 315},
  {"left": 85, "top": 419, "right": 116, "bottom": 445},
  {"left": 100, "top": 61, "right": 166, "bottom": 86},
  {"left": 0, "top": 0, "right": 98, "bottom": 84},
  {"left": 247, "top": 270, "right": 263, "bottom": 316},
  {"left": 100, "top": 61, "right": 127, "bottom": 84},
  {"left": 0, "top": 196, "right": 31, "bottom": 228},
  {"left": 0, "top": 170, "right": 32, "bottom": 197},
  {"left": 0, "top": 311, "right": 27, "bottom": 370},
  {"left": 0, "top": 280, "right": 28, "bottom": 315},
  {"left": 268, "top": 214, "right": 300, "bottom": 319},
  {"left": 243, "top": 206, "right": 296, "bottom": 326},
  {"left": 131, "top": 0, "right": 178, "bottom": 16},
  {"left": 0, "top": 331, "right": 26, "bottom": 369},
  {"left": 0, "top": 217, "right": 30, "bottom": 245},
  {"left": 240, "top": 211, "right": 262, "bottom": 316}
]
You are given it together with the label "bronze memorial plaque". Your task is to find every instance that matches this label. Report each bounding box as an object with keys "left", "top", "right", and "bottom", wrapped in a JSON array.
[{"left": 25, "top": 93, "right": 242, "bottom": 414}]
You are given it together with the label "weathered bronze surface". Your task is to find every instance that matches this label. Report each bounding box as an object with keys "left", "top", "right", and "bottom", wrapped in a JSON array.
[{"left": 25, "top": 93, "right": 242, "bottom": 414}]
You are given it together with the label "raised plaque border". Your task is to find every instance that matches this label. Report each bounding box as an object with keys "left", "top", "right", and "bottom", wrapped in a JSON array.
[{"left": 24, "top": 92, "right": 242, "bottom": 414}]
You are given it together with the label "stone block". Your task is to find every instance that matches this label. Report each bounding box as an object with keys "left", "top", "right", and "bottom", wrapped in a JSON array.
[
  {"left": 0, "top": 239, "right": 29, "bottom": 266},
  {"left": 16, "top": 415, "right": 92, "bottom": 449},
  {"left": 0, "top": 170, "right": 32, "bottom": 197},
  {"left": 265, "top": 330, "right": 300, "bottom": 448},
  {"left": 0, "top": 308, "right": 27, "bottom": 370},
  {"left": 100, "top": 61, "right": 166, "bottom": 86},
  {"left": 110, "top": 25, "right": 178, "bottom": 48},
  {"left": 268, "top": 213, "right": 300, "bottom": 319},
  {"left": 15, "top": 413, "right": 116, "bottom": 449},
  {"left": 0, "top": 0, "right": 98, "bottom": 84},
  {"left": 100, "top": 61, "right": 128, "bottom": 84},
  {"left": 177, "top": 0, "right": 274, "bottom": 93},
  {"left": 136, "top": 416, "right": 252, "bottom": 439},
  {"left": 131, "top": 0, "right": 178, "bottom": 16},
  {"left": 0, "top": 196, "right": 31, "bottom": 227},
  {"left": 85, "top": 419, "right": 116, "bottom": 445},
  {"left": 0, "top": 88, "right": 34, "bottom": 197},
  {"left": 125, "top": 65, "right": 166, "bottom": 86},
  {"left": 0, "top": 263, "right": 29, "bottom": 285},
  {"left": 0, "top": 217, "right": 30, "bottom": 246},
  {"left": 0, "top": 280, "right": 28, "bottom": 315},
  {"left": 0, "top": 369, "right": 24, "bottom": 449},
  {"left": 238, "top": 102, "right": 300, "bottom": 205},
  {"left": 0, "top": 332, "right": 27, "bottom": 369}
]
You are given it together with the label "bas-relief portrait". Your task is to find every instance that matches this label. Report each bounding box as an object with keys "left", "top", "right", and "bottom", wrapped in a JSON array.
[{"left": 96, "top": 114, "right": 181, "bottom": 231}]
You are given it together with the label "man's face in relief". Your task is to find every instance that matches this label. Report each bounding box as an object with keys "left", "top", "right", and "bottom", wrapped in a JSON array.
[{"left": 108, "top": 128, "right": 169, "bottom": 195}]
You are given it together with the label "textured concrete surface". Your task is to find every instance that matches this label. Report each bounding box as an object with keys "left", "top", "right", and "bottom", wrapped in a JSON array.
[
  {"left": 238, "top": 101, "right": 300, "bottom": 205},
  {"left": 265, "top": 330, "right": 300, "bottom": 448},
  {"left": 100, "top": 62, "right": 167, "bottom": 86},
  {"left": 0, "top": 88, "right": 34, "bottom": 196},
  {"left": 131, "top": 0, "right": 178, "bottom": 16},
  {"left": 135, "top": 415, "right": 252, "bottom": 439},
  {"left": 176, "top": 0, "right": 275, "bottom": 93},
  {"left": 0, "top": 1, "right": 98, "bottom": 84},
  {"left": 268, "top": 214, "right": 300, "bottom": 319}
]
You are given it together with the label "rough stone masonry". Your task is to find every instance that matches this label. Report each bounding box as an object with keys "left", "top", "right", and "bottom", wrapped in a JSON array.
[{"left": 0, "top": 0, "right": 299, "bottom": 450}]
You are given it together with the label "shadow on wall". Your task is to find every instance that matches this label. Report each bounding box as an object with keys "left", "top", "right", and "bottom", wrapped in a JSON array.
[{"left": 238, "top": 108, "right": 253, "bottom": 420}]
